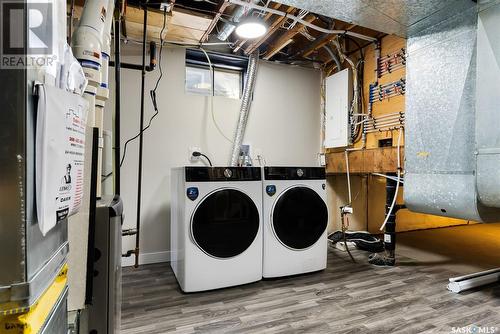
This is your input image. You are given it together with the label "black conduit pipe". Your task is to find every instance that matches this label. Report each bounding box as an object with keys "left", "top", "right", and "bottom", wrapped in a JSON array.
[
  {"left": 114, "top": 12, "right": 121, "bottom": 195},
  {"left": 384, "top": 173, "right": 398, "bottom": 262},
  {"left": 134, "top": 5, "right": 148, "bottom": 268},
  {"left": 109, "top": 41, "right": 157, "bottom": 71}
]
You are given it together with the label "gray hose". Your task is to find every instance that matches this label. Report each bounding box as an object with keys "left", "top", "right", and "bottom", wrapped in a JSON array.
[
  {"left": 322, "top": 45, "right": 342, "bottom": 71},
  {"left": 230, "top": 52, "right": 259, "bottom": 166}
]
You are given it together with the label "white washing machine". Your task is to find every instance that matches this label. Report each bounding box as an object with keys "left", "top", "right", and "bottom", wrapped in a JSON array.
[
  {"left": 262, "top": 167, "right": 328, "bottom": 278},
  {"left": 170, "top": 167, "right": 263, "bottom": 292}
]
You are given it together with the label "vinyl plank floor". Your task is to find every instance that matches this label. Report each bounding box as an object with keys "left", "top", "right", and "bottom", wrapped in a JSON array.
[{"left": 121, "top": 249, "right": 500, "bottom": 334}]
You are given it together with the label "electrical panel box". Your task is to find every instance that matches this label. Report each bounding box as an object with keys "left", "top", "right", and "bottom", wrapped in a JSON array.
[{"left": 324, "top": 68, "right": 353, "bottom": 148}]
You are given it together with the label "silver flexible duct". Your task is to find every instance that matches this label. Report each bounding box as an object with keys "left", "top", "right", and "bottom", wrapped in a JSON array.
[
  {"left": 230, "top": 52, "right": 259, "bottom": 166},
  {"left": 217, "top": 0, "right": 260, "bottom": 41}
]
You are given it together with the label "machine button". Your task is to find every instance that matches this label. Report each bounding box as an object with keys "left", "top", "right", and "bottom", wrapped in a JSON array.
[
  {"left": 297, "top": 168, "right": 304, "bottom": 177},
  {"left": 224, "top": 168, "right": 232, "bottom": 178}
]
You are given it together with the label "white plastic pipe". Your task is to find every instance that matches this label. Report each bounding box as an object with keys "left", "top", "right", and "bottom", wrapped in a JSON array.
[
  {"left": 379, "top": 127, "right": 403, "bottom": 231},
  {"left": 72, "top": 0, "right": 113, "bottom": 199},
  {"left": 228, "top": 0, "right": 377, "bottom": 42},
  {"left": 72, "top": 0, "right": 109, "bottom": 87},
  {"left": 98, "top": 0, "right": 115, "bottom": 102}
]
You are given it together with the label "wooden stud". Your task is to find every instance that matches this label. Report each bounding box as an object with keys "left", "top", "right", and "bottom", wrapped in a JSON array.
[{"left": 199, "top": 0, "right": 230, "bottom": 43}]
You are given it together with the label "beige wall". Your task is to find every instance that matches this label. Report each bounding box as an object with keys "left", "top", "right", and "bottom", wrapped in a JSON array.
[{"left": 104, "top": 46, "right": 322, "bottom": 264}]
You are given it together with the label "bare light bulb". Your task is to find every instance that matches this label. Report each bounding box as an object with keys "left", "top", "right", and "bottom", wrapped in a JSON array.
[{"left": 235, "top": 19, "right": 267, "bottom": 39}]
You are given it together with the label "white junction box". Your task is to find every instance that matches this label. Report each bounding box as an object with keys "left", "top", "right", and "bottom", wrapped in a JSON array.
[{"left": 324, "top": 68, "right": 352, "bottom": 149}]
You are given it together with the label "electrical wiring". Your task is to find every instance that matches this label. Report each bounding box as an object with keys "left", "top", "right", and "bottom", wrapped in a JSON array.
[
  {"left": 122, "top": 37, "right": 234, "bottom": 47},
  {"left": 343, "top": 215, "right": 356, "bottom": 263},
  {"left": 379, "top": 127, "right": 403, "bottom": 231},
  {"left": 173, "top": 3, "right": 235, "bottom": 19},
  {"left": 344, "top": 150, "right": 353, "bottom": 205},
  {"left": 192, "top": 151, "right": 213, "bottom": 166},
  {"left": 331, "top": 37, "right": 365, "bottom": 143},
  {"left": 120, "top": 7, "right": 167, "bottom": 167},
  {"left": 371, "top": 173, "right": 404, "bottom": 184},
  {"left": 255, "top": 154, "right": 267, "bottom": 166},
  {"left": 198, "top": 47, "right": 234, "bottom": 143}
]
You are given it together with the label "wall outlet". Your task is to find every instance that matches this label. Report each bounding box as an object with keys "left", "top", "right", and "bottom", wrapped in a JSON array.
[
  {"left": 160, "top": 2, "right": 172, "bottom": 12},
  {"left": 189, "top": 146, "right": 201, "bottom": 162},
  {"left": 319, "top": 153, "right": 326, "bottom": 166},
  {"left": 240, "top": 144, "right": 251, "bottom": 156}
]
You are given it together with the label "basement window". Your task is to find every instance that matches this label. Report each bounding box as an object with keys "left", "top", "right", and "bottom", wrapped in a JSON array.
[{"left": 185, "top": 49, "right": 248, "bottom": 100}]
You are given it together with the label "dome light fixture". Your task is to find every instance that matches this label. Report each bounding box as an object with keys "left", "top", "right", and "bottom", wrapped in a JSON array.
[{"left": 235, "top": 17, "right": 267, "bottom": 39}]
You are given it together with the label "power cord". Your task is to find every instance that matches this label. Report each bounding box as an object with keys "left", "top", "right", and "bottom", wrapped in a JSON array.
[
  {"left": 120, "top": 7, "right": 167, "bottom": 167},
  {"left": 340, "top": 205, "right": 356, "bottom": 263},
  {"left": 198, "top": 47, "right": 234, "bottom": 143},
  {"left": 192, "top": 151, "right": 213, "bottom": 167}
]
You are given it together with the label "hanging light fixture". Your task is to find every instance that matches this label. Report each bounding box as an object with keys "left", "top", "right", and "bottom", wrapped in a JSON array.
[{"left": 235, "top": 17, "right": 267, "bottom": 39}]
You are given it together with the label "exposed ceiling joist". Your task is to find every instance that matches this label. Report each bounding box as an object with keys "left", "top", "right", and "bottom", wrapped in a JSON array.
[
  {"left": 124, "top": 6, "right": 212, "bottom": 43},
  {"left": 301, "top": 24, "right": 356, "bottom": 58},
  {"left": 244, "top": 5, "right": 295, "bottom": 55},
  {"left": 263, "top": 14, "right": 317, "bottom": 60},
  {"left": 199, "top": 0, "right": 230, "bottom": 43}
]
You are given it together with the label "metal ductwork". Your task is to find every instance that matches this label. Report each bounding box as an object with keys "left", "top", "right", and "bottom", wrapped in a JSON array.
[
  {"left": 475, "top": 2, "right": 500, "bottom": 209},
  {"left": 217, "top": 0, "right": 260, "bottom": 41},
  {"left": 273, "top": 0, "right": 472, "bottom": 37},
  {"left": 230, "top": 52, "right": 259, "bottom": 166},
  {"left": 404, "top": 1, "right": 500, "bottom": 222},
  {"left": 272, "top": 0, "right": 500, "bottom": 222}
]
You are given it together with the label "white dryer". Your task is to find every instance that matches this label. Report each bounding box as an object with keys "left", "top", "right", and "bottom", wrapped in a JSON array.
[
  {"left": 170, "top": 167, "right": 263, "bottom": 292},
  {"left": 262, "top": 167, "right": 328, "bottom": 278}
]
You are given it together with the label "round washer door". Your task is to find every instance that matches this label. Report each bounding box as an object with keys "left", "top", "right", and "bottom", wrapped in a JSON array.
[
  {"left": 191, "top": 188, "right": 260, "bottom": 259},
  {"left": 272, "top": 186, "right": 328, "bottom": 250}
]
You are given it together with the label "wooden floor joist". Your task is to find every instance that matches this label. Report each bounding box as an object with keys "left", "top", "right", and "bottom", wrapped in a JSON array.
[
  {"left": 199, "top": 0, "right": 230, "bottom": 43},
  {"left": 326, "top": 147, "right": 404, "bottom": 174},
  {"left": 263, "top": 14, "right": 317, "bottom": 60},
  {"left": 244, "top": 5, "right": 295, "bottom": 55},
  {"left": 301, "top": 24, "right": 356, "bottom": 58}
]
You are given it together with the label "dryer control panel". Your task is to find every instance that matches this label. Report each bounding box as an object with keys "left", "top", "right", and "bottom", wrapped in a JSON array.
[
  {"left": 264, "top": 167, "right": 325, "bottom": 180},
  {"left": 185, "top": 167, "right": 262, "bottom": 182}
]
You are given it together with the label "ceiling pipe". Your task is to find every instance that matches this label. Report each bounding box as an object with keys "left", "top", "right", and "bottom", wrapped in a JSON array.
[
  {"left": 113, "top": 1, "right": 122, "bottom": 195},
  {"left": 217, "top": 0, "right": 260, "bottom": 41},
  {"left": 227, "top": 0, "right": 377, "bottom": 42}
]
